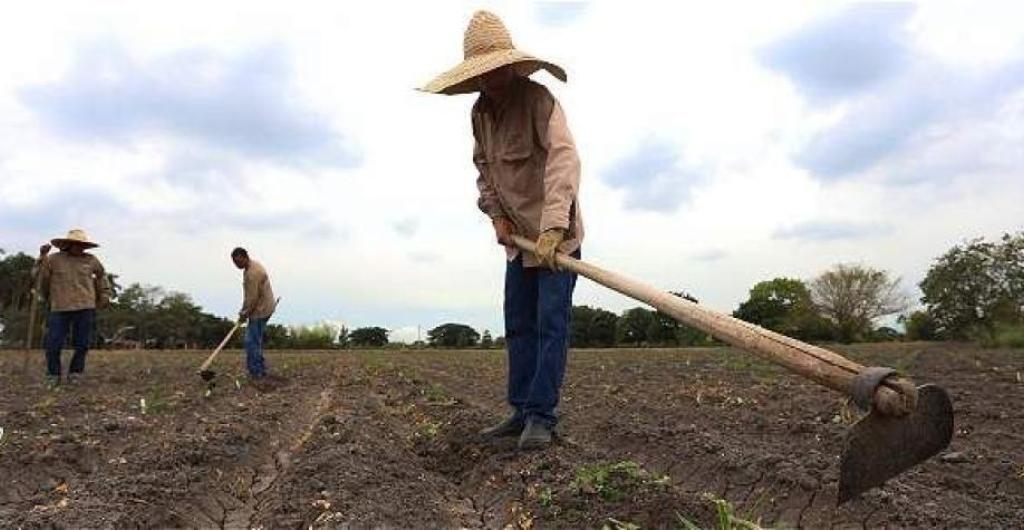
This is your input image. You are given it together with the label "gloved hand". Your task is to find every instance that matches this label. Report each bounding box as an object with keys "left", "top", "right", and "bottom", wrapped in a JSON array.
[
  {"left": 492, "top": 216, "right": 517, "bottom": 247},
  {"left": 535, "top": 228, "right": 565, "bottom": 270}
]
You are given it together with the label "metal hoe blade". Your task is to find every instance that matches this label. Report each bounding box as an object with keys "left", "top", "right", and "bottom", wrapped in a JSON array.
[{"left": 839, "top": 384, "right": 954, "bottom": 503}]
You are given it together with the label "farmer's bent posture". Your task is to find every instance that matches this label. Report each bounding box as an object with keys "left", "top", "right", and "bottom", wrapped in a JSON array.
[
  {"left": 231, "top": 247, "right": 276, "bottom": 378},
  {"left": 423, "top": 11, "right": 584, "bottom": 449},
  {"left": 36, "top": 229, "right": 112, "bottom": 386}
]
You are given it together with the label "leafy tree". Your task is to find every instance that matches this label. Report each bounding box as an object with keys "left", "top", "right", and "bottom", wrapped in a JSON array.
[
  {"left": 290, "top": 323, "right": 339, "bottom": 349},
  {"left": 154, "top": 292, "right": 203, "bottom": 348},
  {"left": 480, "top": 329, "right": 494, "bottom": 348},
  {"left": 337, "top": 325, "right": 350, "bottom": 349},
  {"left": 810, "top": 264, "right": 908, "bottom": 343},
  {"left": 660, "top": 292, "right": 716, "bottom": 347},
  {"left": 733, "top": 278, "right": 830, "bottom": 341},
  {"left": 899, "top": 310, "right": 939, "bottom": 341},
  {"left": 646, "top": 310, "right": 681, "bottom": 345},
  {"left": 571, "top": 306, "right": 619, "bottom": 347},
  {"left": 0, "top": 251, "right": 48, "bottom": 346},
  {"left": 264, "top": 323, "right": 291, "bottom": 349},
  {"left": 919, "top": 232, "right": 1024, "bottom": 340},
  {"left": 617, "top": 307, "right": 655, "bottom": 346},
  {"left": 427, "top": 323, "right": 480, "bottom": 348},
  {"left": 870, "top": 326, "right": 903, "bottom": 342},
  {"left": 100, "top": 283, "right": 163, "bottom": 347},
  {"left": 0, "top": 251, "right": 36, "bottom": 312},
  {"left": 349, "top": 326, "right": 389, "bottom": 347}
]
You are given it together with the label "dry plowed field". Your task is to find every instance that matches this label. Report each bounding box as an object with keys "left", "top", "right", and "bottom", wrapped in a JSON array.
[{"left": 1, "top": 343, "right": 1022, "bottom": 528}]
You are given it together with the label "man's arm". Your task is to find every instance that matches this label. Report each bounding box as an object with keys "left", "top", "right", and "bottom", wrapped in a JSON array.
[
  {"left": 240, "top": 268, "right": 261, "bottom": 319},
  {"left": 536, "top": 99, "right": 581, "bottom": 234},
  {"left": 93, "top": 257, "right": 112, "bottom": 308},
  {"left": 35, "top": 245, "right": 52, "bottom": 299},
  {"left": 473, "top": 113, "right": 505, "bottom": 220},
  {"left": 473, "top": 108, "right": 517, "bottom": 247},
  {"left": 531, "top": 91, "right": 580, "bottom": 268}
]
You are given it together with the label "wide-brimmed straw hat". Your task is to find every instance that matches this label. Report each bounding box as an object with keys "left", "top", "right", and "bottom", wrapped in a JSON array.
[
  {"left": 52, "top": 228, "right": 99, "bottom": 249},
  {"left": 421, "top": 10, "right": 566, "bottom": 95}
]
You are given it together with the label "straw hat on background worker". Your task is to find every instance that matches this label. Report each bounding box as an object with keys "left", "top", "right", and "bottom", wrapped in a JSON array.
[{"left": 51, "top": 229, "right": 99, "bottom": 250}]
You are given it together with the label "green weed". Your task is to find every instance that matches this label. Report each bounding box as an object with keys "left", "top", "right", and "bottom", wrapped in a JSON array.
[
  {"left": 422, "top": 383, "right": 456, "bottom": 405},
  {"left": 603, "top": 518, "right": 641, "bottom": 530},
  {"left": 412, "top": 419, "right": 442, "bottom": 439},
  {"left": 571, "top": 460, "right": 669, "bottom": 501},
  {"left": 686, "top": 494, "right": 768, "bottom": 530},
  {"left": 538, "top": 486, "right": 554, "bottom": 507}
]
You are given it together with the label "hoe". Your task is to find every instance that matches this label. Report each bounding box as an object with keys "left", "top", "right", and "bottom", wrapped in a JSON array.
[
  {"left": 512, "top": 236, "right": 953, "bottom": 503},
  {"left": 197, "top": 297, "right": 281, "bottom": 384}
]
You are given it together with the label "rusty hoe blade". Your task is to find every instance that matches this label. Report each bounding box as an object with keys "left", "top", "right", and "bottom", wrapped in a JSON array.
[
  {"left": 199, "top": 370, "right": 216, "bottom": 383},
  {"left": 839, "top": 384, "right": 954, "bottom": 503}
]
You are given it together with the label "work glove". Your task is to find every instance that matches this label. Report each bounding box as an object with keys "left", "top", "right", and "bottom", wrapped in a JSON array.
[
  {"left": 535, "top": 228, "right": 565, "bottom": 270},
  {"left": 492, "top": 216, "right": 517, "bottom": 247}
]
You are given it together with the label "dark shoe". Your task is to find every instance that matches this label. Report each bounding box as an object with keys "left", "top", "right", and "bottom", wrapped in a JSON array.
[
  {"left": 479, "top": 415, "right": 525, "bottom": 439},
  {"left": 66, "top": 373, "right": 81, "bottom": 385},
  {"left": 518, "top": 419, "right": 553, "bottom": 450},
  {"left": 46, "top": 376, "right": 61, "bottom": 390}
]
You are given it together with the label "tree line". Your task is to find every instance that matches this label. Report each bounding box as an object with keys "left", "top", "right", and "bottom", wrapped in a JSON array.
[{"left": 2, "top": 231, "right": 1022, "bottom": 349}]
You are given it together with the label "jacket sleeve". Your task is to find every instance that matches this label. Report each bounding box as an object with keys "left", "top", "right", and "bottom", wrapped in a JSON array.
[
  {"left": 536, "top": 98, "right": 581, "bottom": 232},
  {"left": 93, "top": 257, "right": 112, "bottom": 307},
  {"left": 240, "top": 268, "right": 262, "bottom": 317},
  {"left": 472, "top": 107, "right": 505, "bottom": 219}
]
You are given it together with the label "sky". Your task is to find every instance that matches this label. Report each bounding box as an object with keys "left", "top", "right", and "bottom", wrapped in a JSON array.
[{"left": 1, "top": 1, "right": 1022, "bottom": 342}]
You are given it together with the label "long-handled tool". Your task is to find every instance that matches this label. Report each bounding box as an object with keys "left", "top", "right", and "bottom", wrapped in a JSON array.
[
  {"left": 198, "top": 320, "right": 242, "bottom": 382},
  {"left": 21, "top": 277, "right": 41, "bottom": 374},
  {"left": 197, "top": 297, "right": 280, "bottom": 383},
  {"left": 512, "top": 235, "right": 953, "bottom": 503}
]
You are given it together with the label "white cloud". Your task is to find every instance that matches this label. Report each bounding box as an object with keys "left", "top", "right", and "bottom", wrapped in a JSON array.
[{"left": 1, "top": 1, "right": 1022, "bottom": 336}]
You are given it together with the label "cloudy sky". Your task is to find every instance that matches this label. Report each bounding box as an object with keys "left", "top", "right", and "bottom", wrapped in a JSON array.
[{"left": 1, "top": 2, "right": 1022, "bottom": 341}]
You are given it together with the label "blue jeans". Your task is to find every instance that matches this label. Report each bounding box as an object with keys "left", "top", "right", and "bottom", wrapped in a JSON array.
[
  {"left": 504, "top": 250, "right": 579, "bottom": 428},
  {"left": 45, "top": 309, "right": 95, "bottom": 377},
  {"left": 244, "top": 317, "right": 269, "bottom": 377}
]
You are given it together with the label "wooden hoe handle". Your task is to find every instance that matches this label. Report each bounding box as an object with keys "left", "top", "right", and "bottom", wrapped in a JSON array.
[
  {"left": 198, "top": 321, "right": 242, "bottom": 373},
  {"left": 511, "top": 235, "right": 917, "bottom": 416}
]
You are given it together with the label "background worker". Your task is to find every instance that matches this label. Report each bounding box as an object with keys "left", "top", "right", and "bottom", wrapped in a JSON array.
[
  {"left": 36, "top": 229, "right": 112, "bottom": 386},
  {"left": 231, "top": 247, "right": 277, "bottom": 379}
]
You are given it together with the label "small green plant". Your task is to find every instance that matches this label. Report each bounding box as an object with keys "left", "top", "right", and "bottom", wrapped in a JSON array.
[
  {"left": 603, "top": 518, "right": 640, "bottom": 530},
  {"left": 412, "top": 419, "right": 442, "bottom": 439},
  {"left": 422, "top": 383, "right": 456, "bottom": 405},
  {"left": 676, "top": 512, "right": 701, "bottom": 530},
  {"left": 538, "top": 487, "right": 554, "bottom": 507},
  {"left": 571, "top": 460, "right": 669, "bottom": 501},
  {"left": 695, "top": 494, "right": 766, "bottom": 530}
]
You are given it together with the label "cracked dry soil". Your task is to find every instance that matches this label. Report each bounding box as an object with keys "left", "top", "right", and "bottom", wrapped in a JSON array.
[{"left": 1, "top": 343, "right": 1021, "bottom": 528}]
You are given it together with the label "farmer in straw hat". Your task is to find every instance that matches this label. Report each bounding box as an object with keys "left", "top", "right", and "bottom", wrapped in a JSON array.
[
  {"left": 422, "top": 10, "right": 584, "bottom": 449},
  {"left": 34, "top": 229, "right": 112, "bottom": 387}
]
